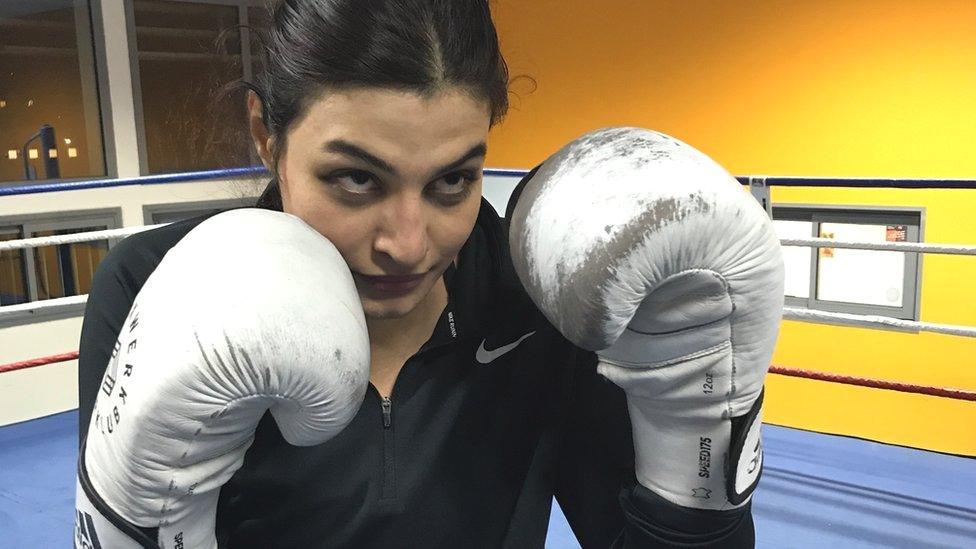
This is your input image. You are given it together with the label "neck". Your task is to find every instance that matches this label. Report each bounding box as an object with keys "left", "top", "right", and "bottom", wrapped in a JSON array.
[
  {"left": 366, "top": 277, "right": 448, "bottom": 355},
  {"left": 366, "top": 277, "right": 448, "bottom": 397}
]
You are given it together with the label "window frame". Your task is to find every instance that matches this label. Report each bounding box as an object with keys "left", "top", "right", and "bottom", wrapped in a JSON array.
[
  {"left": 774, "top": 204, "right": 925, "bottom": 326},
  {"left": 0, "top": 0, "right": 270, "bottom": 188},
  {"left": 0, "top": 0, "right": 110, "bottom": 188},
  {"left": 0, "top": 208, "right": 122, "bottom": 326},
  {"left": 0, "top": 225, "right": 29, "bottom": 307},
  {"left": 142, "top": 197, "right": 252, "bottom": 225}
]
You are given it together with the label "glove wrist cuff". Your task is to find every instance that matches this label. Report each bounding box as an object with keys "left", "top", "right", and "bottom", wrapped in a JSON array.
[
  {"left": 625, "top": 390, "right": 764, "bottom": 510},
  {"left": 76, "top": 439, "right": 161, "bottom": 548}
]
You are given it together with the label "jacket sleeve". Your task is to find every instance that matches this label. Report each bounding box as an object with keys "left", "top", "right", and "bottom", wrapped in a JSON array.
[
  {"left": 555, "top": 349, "right": 755, "bottom": 548},
  {"left": 76, "top": 240, "right": 143, "bottom": 445},
  {"left": 553, "top": 347, "right": 633, "bottom": 546}
]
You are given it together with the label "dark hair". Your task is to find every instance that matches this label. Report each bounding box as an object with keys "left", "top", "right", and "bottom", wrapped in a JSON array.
[{"left": 246, "top": 0, "right": 511, "bottom": 210}]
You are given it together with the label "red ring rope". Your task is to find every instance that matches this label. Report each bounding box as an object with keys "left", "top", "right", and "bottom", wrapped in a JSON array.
[
  {"left": 1, "top": 353, "right": 973, "bottom": 402},
  {"left": 0, "top": 352, "right": 79, "bottom": 374},
  {"left": 768, "top": 365, "right": 976, "bottom": 402}
]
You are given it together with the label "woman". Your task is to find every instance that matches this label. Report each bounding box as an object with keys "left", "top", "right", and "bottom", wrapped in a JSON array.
[{"left": 76, "top": 1, "right": 765, "bottom": 547}]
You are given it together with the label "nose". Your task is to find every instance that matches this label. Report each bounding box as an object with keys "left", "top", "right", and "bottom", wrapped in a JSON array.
[{"left": 373, "top": 193, "right": 429, "bottom": 272}]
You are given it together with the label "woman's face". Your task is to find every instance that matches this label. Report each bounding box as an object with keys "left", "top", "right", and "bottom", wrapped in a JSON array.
[{"left": 257, "top": 87, "right": 490, "bottom": 320}]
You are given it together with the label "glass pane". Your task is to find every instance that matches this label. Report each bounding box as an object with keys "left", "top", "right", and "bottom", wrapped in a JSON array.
[
  {"left": 773, "top": 219, "right": 812, "bottom": 299},
  {"left": 816, "top": 222, "right": 906, "bottom": 307},
  {"left": 246, "top": 5, "right": 271, "bottom": 168},
  {"left": 0, "top": 228, "right": 29, "bottom": 305},
  {"left": 31, "top": 227, "right": 108, "bottom": 300},
  {"left": 247, "top": 5, "right": 270, "bottom": 79},
  {"left": 0, "top": 0, "right": 106, "bottom": 183},
  {"left": 134, "top": 1, "right": 249, "bottom": 173}
]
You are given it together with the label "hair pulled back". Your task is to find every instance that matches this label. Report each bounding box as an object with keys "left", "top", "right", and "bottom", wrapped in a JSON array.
[{"left": 249, "top": 0, "right": 511, "bottom": 209}]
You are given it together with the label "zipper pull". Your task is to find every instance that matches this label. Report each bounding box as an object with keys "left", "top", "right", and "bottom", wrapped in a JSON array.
[{"left": 381, "top": 396, "right": 393, "bottom": 429}]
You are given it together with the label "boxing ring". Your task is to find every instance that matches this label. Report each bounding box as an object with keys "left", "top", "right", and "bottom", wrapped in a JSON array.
[{"left": 1, "top": 170, "right": 975, "bottom": 547}]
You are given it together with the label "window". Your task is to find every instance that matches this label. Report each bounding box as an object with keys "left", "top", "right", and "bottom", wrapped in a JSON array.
[
  {"left": 773, "top": 206, "right": 923, "bottom": 321},
  {"left": 0, "top": 226, "right": 29, "bottom": 305},
  {"left": 132, "top": 0, "right": 268, "bottom": 174},
  {"left": 246, "top": 5, "right": 270, "bottom": 81},
  {"left": 30, "top": 225, "right": 111, "bottom": 301},
  {"left": 143, "top": 198, "right": 251, "bottom": 225},
  {"left": 0, "top": 0, "right": 106, "bottom": 184},
  {"left": 0, "top": 211, "right": 120, "bottom": 321}
]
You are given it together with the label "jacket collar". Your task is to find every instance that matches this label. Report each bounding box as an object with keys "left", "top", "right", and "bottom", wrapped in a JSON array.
[{"left": 421, "top": 197, "right": 510, "bottom": 351}]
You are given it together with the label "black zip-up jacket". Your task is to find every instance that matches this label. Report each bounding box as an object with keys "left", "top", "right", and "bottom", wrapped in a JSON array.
[{"left": 78, "top": 196, "right": 754, "bottom": 547}]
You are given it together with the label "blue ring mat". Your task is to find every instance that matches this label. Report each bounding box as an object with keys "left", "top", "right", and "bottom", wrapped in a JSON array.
[{"left": 2, "top": 411, "right": 973, "bottom": 548}]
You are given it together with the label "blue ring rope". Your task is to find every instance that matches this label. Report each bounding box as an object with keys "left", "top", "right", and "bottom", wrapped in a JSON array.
[
  {"left": 0, "top": 167, "right": 533, "bottom": 197},
  {"left": 0, "top": 167, "right": 266, "bottom": 197},
  {"left": 733, "top": 176, "right": 976, "bottom": 189},
  {"left": 3, "top": 167, "right": 975, "bottom": 197}
]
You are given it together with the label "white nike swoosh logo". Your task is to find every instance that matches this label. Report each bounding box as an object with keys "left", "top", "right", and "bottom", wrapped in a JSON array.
[{"left": 476, "top": 331, "right": 536, "bottom": 364}]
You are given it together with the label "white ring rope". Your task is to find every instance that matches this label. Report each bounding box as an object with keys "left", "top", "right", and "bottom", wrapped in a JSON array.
[
  {"left": 5, "top": 296, "right": 976, "bottom": 339},
  {"left": 4, "top": 228, "right": 973, "bottom": 256},
  {"left": 2, "top": 224, "right": 976, "bottom": 337},
  {"left": 0, "top": 224, "right": 166, "bottom": 252},
  {"left": 782, "top": 307, "right": 976, "bottom": 338},
  {"left": 0, "top": 295, "right": 89, "bottom": 321},
  {"left": 780, "top": 237, "right": 976, "bottom": 256},
  {"left": 7, "top": 295, "right": 976, "bottom": 338}
]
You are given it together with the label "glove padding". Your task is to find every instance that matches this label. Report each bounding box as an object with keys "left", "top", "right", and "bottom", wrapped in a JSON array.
[
  {"left": 75, "top": 209, "right": 370, "bottom": 548},
  {"left": 510, "top": 127, "right": 783, "bottom": 510}
]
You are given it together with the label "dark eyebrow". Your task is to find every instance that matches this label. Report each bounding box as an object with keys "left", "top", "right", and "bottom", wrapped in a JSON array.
[
  {"left": 323, "top": 140, "right": 487, "bottom": 177},
  {"left": 324, "top": 140, "right": 396, "bottom": 174},
  {"left": 435, "top": 143, "right": 488, "bottom": 175}
]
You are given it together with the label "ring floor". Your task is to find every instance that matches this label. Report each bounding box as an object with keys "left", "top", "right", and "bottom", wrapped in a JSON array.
[{"left": 2, "top": 411, "right": 974, "bottom": 548}]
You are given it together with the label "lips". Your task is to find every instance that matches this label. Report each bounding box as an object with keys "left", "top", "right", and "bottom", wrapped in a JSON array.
[
  {"left": 354, "top": 272, "right": 427, "bottom": 296},
  {"left": 358, "top": 274, "right": 425, "bottom": 284}
]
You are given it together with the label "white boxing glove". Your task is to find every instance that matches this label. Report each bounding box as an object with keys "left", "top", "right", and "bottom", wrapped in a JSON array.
[
  {"left": 510, "top": 128, "right": 784, "bottom": 510},
  {"left": 74, "top": 209, "right": 370, "bottom": 548}
]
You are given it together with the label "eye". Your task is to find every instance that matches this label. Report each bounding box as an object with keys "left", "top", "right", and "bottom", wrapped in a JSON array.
[
  {"left": 430, "top": 170, "right": 479, "bottom": 196},
  {"left": 329, "top": 170, "right": 379, "bottom": 194}
]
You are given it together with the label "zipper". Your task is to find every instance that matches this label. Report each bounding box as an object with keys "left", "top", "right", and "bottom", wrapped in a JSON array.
[
  {"left": 379, "top": 394, "right": 396, "bottom": 500},
  {"left": 381, "top": 396, "right": 393, "bottom": 429},
  {"left": 371, "top": 311, "right": 458, "bottom": 503}
]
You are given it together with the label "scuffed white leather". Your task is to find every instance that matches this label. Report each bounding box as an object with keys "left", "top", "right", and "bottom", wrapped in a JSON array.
[
  {"left": 76, "top": 476, "right": 144, "bottom": 548},
  {"left": 78, "top": 209, "right": 370, "bottom": 548},
  {"left": 510, "top": 127, "right": 783, "bottom": 510}
]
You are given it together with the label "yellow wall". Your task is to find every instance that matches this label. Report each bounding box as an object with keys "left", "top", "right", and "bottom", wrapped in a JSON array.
[{"left": 489, "top": 0, "right": 976, "bottom": 455}]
